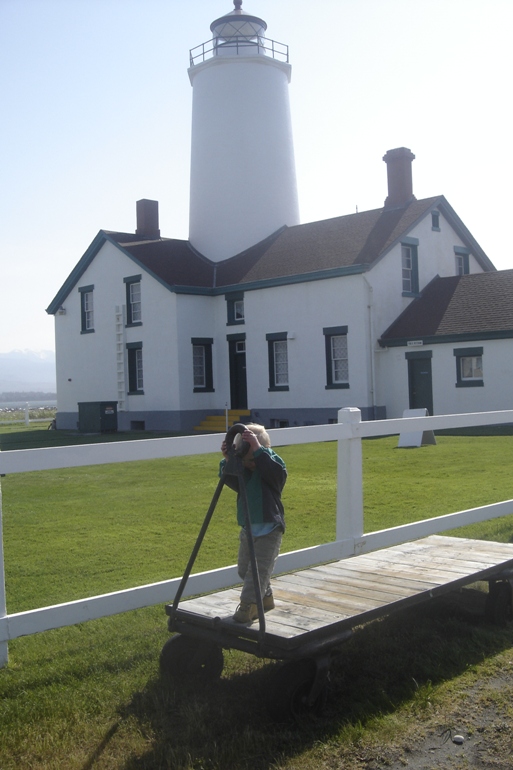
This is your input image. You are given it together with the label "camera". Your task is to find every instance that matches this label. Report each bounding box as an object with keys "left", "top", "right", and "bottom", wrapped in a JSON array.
[{"left": 225, "top": 423, "right": 251, "bottom": 458}]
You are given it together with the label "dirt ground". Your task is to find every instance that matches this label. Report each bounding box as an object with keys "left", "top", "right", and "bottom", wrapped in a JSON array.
[
  {"left": 309, "top": 588, "right": 513, "bottom": 770},
  {"left": 357, "top": 670, "right": 513, "bottom": 770}
]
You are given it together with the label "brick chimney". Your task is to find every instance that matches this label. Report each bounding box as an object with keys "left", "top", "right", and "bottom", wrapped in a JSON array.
[
  {"left": 383, "top": 147, "right": 415, "bottom": 208},
  {"left": 136, "top": 199, "right": 160, "bottom": 239}
]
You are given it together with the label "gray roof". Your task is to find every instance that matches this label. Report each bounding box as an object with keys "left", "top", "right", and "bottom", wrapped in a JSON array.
[
  {"left": 380, "top": 270, "right": 513, "bottom": 346},
  {"left": 115, "top": 195, "right": 494, "bottom": 289},
  {"left": 47, "top": 195, "right": 494, "bottom": 313}
]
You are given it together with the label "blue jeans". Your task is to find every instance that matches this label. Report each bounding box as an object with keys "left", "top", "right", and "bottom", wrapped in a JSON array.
[{"left": 238, "top": 527, "right": 283, "bottom": 604}]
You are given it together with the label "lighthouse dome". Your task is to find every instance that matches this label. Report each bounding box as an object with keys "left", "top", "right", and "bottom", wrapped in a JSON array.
[{"left": 210, "top": 1, "right": 267, "bottom": 42}]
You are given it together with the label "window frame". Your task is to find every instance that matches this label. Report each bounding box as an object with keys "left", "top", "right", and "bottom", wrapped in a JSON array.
[
  {"left": 266, "top": 332, "right": 289, "bottom": 391},
  {"left": 431, "top": 211, "right": 440, "bottom": 231},
  {"left": 79, "top": 285, "right": 95, "bottom": 334},
  {"left": 191, "top": 337, "right": 214, "bottom": 392},
  {"left": 126, "top": 342, "right": 144, "bottom": 394},
  {"left": 323, "top": 326, "right": 349, "bottom": 389},
  {"left": 454, "top": 346, "right": 483, "bottom": 388},
  {"left": 234, "top": 300, "right": 245, "bottom": 322},
  {"left": 226, "top": 292, "right": 245, "bottom": 326},
  {"left": 401, "top": 238, "right": 419, "bottom": 297},
  {"left": 124, "top": 275, "right": 142, "bottom": 326},
  {"left": 454, "top": 247, "right": 470, "bottom": 276}
]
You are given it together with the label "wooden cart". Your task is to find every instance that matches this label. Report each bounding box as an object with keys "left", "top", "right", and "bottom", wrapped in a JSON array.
[{"left": 163, "top": 531, "right": 513, "bottom": 719}]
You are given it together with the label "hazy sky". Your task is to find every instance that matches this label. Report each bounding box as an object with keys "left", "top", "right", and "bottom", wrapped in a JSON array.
[{"left": 1, "top": 0, "right": 512, "bottom": 353}]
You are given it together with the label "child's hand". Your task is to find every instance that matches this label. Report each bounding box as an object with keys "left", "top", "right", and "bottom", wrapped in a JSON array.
[
  {"left": 220, "top": 440, "right": 229, "bottom": 458},
  {"left": 242, "top": 429, "right": 261, "bottom": 452}
]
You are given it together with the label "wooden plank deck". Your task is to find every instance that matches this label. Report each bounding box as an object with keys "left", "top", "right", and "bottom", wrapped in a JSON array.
[{"left": 171, "top": 535, "right": 513, "bottom": 650}]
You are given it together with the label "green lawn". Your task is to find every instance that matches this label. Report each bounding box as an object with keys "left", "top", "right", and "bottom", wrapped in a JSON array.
[{"left": 1, "top": 427, "right": 513, "bottom": 769}]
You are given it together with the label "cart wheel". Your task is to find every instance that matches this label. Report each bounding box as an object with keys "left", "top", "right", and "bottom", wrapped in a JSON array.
[
  {"left": 485, "top": 582, "right": 513, "bottom": 627},
  {"left": 267, "top": 659, "right": 328, "bottom": 723},
  {"left": 159, "top": 634, "right": 224, "bottom": 685}
]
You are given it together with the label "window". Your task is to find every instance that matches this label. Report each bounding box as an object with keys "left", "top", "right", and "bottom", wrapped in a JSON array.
[
  {"left": 402, "top": 246, "right": 413, "bottom": 291},
  {"left": 79, "top": 285, "right": 94, "bottom": 333},
  {"left": 401, "top": 241, "right": 419, "bottom": 295},
  {"left": 331, "top": 336, "right": 349, "bottom": 383},
  {"left": 234, "top": 300, "right": 245, "bottom": 322},
  {"left": 454, "top": 347, "right": 483, "bottom": 387},
  {"left": 226, "top": 292, "right": 245, "bottom": 325},
  {"left": 129, "top": 282, "right": 142, "bottom": 322},
  {"left": 124, "top": 275, "right": 142, "bottom": 325},
  {"left": 274, "top": 341, "right": 288, "bottom": 385},
  {"left": 431, "top": 211, "right": 440, "bottom": 230},
  {"left": 127, "top": 342, "right": 144, "bottom": 393},
  {"left": 266, "top": 332, "right": 289, "bottom": 391},
  {"left": 454, "top": 247, "right": 470, "bottom": 276},
  {"left": 193, "top": 345, "right": 205, "bottom": 387},
  {"left": 461, "top": 356, "right": 483, "bottom": 380},
  {"left": 192, "top": 337, "right": 214, "bottom": 392},
  {"left": 323, "top": 326, "right": 349, "bottom": 389}
]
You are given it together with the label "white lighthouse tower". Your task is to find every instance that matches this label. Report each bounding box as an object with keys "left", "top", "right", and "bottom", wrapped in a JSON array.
[{"left": 188, "top": 1, "right": 300, "bottom": 262}]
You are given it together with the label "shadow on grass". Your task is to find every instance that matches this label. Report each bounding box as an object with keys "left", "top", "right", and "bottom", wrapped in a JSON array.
[{"left": 111, "top": 591, "right": 513, "bottom": 770}]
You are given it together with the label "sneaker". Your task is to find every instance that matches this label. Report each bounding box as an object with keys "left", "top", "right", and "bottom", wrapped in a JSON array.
[
  {"left": 233, "top": 602, "right": 258, "bottom": 623},
  {"left": 263, "top": 593, "right": 275, "bottom": 611}
]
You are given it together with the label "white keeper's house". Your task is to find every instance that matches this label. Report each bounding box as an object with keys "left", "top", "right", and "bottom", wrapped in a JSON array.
[{"left": 47, "top": 1, "right": 509, "bottom": 433}]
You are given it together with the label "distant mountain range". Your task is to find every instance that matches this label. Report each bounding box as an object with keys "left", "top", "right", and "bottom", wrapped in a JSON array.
[{"left": 0, "top": 350, "right": 56, "bottom": 395}]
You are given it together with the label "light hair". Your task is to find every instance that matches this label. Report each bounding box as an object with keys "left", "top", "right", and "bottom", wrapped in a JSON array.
[{"left": 245, "top": 422, "right": 271, "bottom": 447}]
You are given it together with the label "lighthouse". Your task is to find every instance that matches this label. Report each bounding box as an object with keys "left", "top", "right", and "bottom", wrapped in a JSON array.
[{"left": 188, "top": 1, "right": 300, "bottom": 262}]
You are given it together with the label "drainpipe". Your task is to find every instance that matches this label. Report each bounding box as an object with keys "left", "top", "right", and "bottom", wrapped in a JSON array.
[{"left": 363, "top": 276, "right": 377, "bottom": 418}]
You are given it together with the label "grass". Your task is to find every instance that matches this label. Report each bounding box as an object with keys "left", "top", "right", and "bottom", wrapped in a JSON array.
[
  {"left": 0, "top": 422, "right": 183, "bottom": 451},
  {"left": 1, "top": 426, "right": 513, "bottom": 768}
]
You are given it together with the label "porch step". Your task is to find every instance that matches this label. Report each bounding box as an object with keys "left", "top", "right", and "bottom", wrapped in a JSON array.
[{"left": 193, "top": 410, "right": 251, "bottom": 433}]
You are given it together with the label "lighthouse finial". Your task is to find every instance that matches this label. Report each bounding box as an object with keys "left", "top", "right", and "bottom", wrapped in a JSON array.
[{"left": 234, "top": 0, "right": 242, "bottom": 9}]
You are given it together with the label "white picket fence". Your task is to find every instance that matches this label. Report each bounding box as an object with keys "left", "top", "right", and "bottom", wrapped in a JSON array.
[
  {"left": 1, "top": 406, "right": 513, "bottom": 668},
  {"left": 0, "top": 402, "right": 55, "bottom": 426}
]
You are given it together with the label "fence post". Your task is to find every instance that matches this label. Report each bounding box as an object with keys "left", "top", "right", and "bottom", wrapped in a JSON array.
[
  {"left": 336, "top": 407, "right": 364, "bottom": 549},
  {"left": 0, "top": 479, "right": 8, "bottom": 667}
]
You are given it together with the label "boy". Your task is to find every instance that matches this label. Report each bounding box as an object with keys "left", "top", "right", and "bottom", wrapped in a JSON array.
[{"left": 220, "top": 424, "right": 287, "bottom": 623}]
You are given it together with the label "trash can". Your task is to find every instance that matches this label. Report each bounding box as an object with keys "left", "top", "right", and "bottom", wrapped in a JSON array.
[{"left": 78, "top": 401, "right": 118, "bottom": 433}]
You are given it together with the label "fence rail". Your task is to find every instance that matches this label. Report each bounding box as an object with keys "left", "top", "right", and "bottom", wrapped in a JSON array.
[
  {"left": 189, "top": 35, "right": 289, "bottom": 66},
  {"left": 0, "top": 419, "right": 52, "bottom": 426},
  {"left": 1, "top": 408, "right": 513, "bottom": 667},
  {"left": 0, "top": 402, "right": 56, "bottom": 426}
]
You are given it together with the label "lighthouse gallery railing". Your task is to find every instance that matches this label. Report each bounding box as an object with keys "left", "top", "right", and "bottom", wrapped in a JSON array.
[{"left": 190, "top": 36, "right": 289, "bottom": 67}]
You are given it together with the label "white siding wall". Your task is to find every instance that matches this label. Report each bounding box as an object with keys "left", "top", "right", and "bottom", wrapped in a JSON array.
[
  {"left": 377, "top": 339, "right": 513, "bottom": 418},
  {"left": 435, "top": 340, "right": 513, "bottom": 415},
  {"left": 374, "top": 347, "right": 411, "bottom": 418},
  {"left": 169, "top": 275, "right": 373, "bottom": 414},
  {"left": 175, "top": 294, "right": 221, "bottom": 410},
  {"left": 368, "top": 211, "right": 485, "bottom": 342},
  {"left": 414, "top": 211, "right": 484, "bottom": 283},
  {"left": 242, "top": 276, "right": 371, "bottom": 409},
  {"left": 367, "top": 211, "right": 491, "bottom": 418},
  {"left": 54, "top": 241, "right": 179, "bottom": 416}
]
